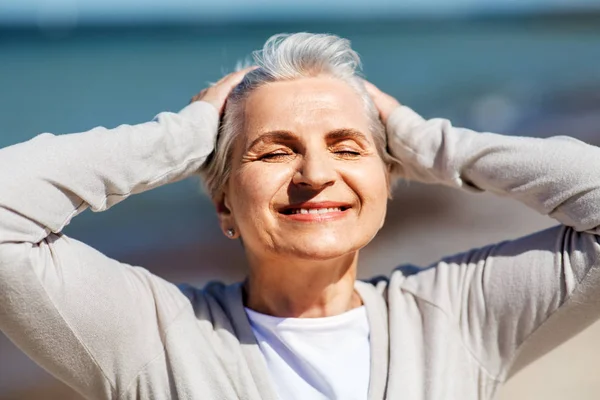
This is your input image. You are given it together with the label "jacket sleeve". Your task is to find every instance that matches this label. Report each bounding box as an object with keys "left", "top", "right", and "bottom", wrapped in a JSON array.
[
  {"left": 387, "top": 106, "right": 600, "bottom": 381},
  {"left": 0, "top": 101, "right": 219, "bottom": 398}
]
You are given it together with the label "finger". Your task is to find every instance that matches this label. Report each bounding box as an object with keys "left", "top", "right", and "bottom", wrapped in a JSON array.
[
  {"left": 201, "top": 67, "right": 259, "bottom": 112},
  {"left": 218, "top": 66, "right": 258, "bottom": 89},
  {"left": 362, "top": 80, "right": 381, "bottom": 98},
  {"left": 210, "top": 68, "right": 244, "bottom": 87},
  {"left": 210, "top": 67, "right": 258, "bottom": 106},
  {"left": 189, "top": 88, "right": 207, "bottom": 103}
]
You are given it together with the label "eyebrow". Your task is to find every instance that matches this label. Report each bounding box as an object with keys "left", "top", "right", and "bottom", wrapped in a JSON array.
[
  {"left": 247, "top": 131, "right": 297, "bottom": 150},
  {"left": 247, "top": 128, "right": 370, "bottom": 150},
  {"left": 325, "top": 128, "right": 370, "bottom": 144}
]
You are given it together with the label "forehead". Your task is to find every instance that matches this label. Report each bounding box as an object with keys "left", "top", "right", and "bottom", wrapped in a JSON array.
[{"left": 242, "top": 77, "right": 371, "bottom": 141}]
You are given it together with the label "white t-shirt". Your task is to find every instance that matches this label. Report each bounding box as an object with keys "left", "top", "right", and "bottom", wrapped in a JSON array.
[{"left": 244, "top": 306, "right": 371, "bottom": 400}]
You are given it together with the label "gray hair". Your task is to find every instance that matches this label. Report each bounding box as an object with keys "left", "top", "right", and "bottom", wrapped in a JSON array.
[{"left": 200, "top": 32, "right": 401, "bottom": 199}]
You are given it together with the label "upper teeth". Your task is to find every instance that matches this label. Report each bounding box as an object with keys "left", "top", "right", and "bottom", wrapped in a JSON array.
[{"left": 291, "top": 207, "right": 342, "bottom": 214}]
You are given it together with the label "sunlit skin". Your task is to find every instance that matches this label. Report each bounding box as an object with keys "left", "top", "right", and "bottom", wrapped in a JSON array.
[{"left": 213, "top": 76, "right": 392, "bottom": 318}]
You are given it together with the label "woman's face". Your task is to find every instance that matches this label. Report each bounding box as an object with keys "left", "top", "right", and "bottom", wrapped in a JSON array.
[{"left": 221, "top": 77, "right": 389, "bottom": 261}]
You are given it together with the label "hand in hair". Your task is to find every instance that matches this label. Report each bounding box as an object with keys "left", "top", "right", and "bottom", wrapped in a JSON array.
[
  {"left": 190, "top": 66, "right": 257, "bottom": 114},
  {"left": 363, "top": 80, "right": 401, "bottom": 125}
]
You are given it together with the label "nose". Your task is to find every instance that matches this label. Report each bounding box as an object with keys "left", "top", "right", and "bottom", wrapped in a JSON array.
[{"left": 292, "top": 151, "right": 337, "bottom": 190}]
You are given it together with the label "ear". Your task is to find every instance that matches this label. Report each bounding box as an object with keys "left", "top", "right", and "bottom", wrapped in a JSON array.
[{"left": 214, "top": 191, "right": 239, "bottom": 239}]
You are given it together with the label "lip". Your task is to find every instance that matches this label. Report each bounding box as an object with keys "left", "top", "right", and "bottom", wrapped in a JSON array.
[{"left": 276, "top": 201, "right": 352, "bottom": 222}]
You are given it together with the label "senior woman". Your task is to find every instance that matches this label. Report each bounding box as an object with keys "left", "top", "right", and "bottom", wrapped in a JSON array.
[{"left": 1, "top": 32, "right": 600, "bottom": 400}]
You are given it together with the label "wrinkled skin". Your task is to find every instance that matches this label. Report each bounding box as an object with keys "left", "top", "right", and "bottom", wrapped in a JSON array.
[{"left": 222, "top": 77, "right": 390, "bottom": 261}]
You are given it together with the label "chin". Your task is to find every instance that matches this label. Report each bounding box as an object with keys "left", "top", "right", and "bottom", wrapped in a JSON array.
[{"left": 280, "top": 234, "right": 365, "bottom": 261}]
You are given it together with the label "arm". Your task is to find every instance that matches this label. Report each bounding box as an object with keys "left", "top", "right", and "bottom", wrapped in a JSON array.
[
  {"left": 367, "top": 83, "right": 600, "bottom": 380},
  {"left": 386, "top": 106, "right": 600, "bottom": 232},
  {"left": 0, "top": 101, "right": 218, "bottom": 397},
  {"left": 0, "top": 69, "right": 250, "bottom": 398}
]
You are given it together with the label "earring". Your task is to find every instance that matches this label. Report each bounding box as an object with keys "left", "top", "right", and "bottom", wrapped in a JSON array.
[{"left": 226, "top": 228, "right": 235, "bottom": 238}]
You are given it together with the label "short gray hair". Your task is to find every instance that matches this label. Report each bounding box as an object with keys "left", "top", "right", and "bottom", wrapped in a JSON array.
[{"left": 200, "top": 32, "right": 401, "bottom": 199}]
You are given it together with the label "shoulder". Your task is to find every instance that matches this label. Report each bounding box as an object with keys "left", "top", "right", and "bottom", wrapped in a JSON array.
[
  {"left": 360, "top": 261, "right": 463, "bottom": 313},
  {"left": 176, "top": 280, "right": 245, "bottom": 321}
]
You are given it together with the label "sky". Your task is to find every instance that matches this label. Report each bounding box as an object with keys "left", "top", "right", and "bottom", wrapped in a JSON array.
[{"left": 1, "top": 0, "right": 600, "bottom": 25}]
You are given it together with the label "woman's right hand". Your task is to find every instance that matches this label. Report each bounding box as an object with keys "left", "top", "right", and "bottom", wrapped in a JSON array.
[
  {"left": 0, "top": 67, "right": 266, "bottom": 397},
  {"left": 191, "top": 67, "right": 257, "bottom": 114}
]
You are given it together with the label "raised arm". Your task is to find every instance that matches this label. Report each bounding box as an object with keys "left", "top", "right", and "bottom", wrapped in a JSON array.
[
  {"left": 366, "top": 82, "right": 600, "bottom": 380},
  {"left": 0, "top": 69, "right": 250, "bottom": 398}
]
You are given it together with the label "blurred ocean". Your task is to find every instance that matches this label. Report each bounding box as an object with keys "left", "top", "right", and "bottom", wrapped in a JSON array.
[{"left": 1, "top": 17, "right": 599, "bottom": 257}]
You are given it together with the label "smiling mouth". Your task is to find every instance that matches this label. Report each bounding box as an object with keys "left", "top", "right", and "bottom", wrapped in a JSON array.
[{"left": 280, "top": 206, "right": 350, "bottom": 215}]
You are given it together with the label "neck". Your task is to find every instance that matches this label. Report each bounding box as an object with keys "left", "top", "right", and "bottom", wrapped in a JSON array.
[{"left": 244, "top": 251, "right": 362, "bottom": 318}]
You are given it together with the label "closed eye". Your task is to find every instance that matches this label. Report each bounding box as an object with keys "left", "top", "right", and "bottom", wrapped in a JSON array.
[
  {"left": 260, "top": 152, "right": 294, "bottom": 162},
  {"left": 334, "top": 150, "right": 362, "bottom": 159}
]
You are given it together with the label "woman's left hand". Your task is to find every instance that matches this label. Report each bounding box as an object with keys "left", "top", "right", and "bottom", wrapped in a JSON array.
[{"left": 363, "top": 80, "right": 402, "bottom": 125}]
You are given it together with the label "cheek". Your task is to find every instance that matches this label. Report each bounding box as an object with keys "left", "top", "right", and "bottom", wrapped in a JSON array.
[
  {"left": 344, "top": 161, "right": 389, "bottom": 217},
  {"left": 230, "top": 165, "right": 292, "bottom": 216}
]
